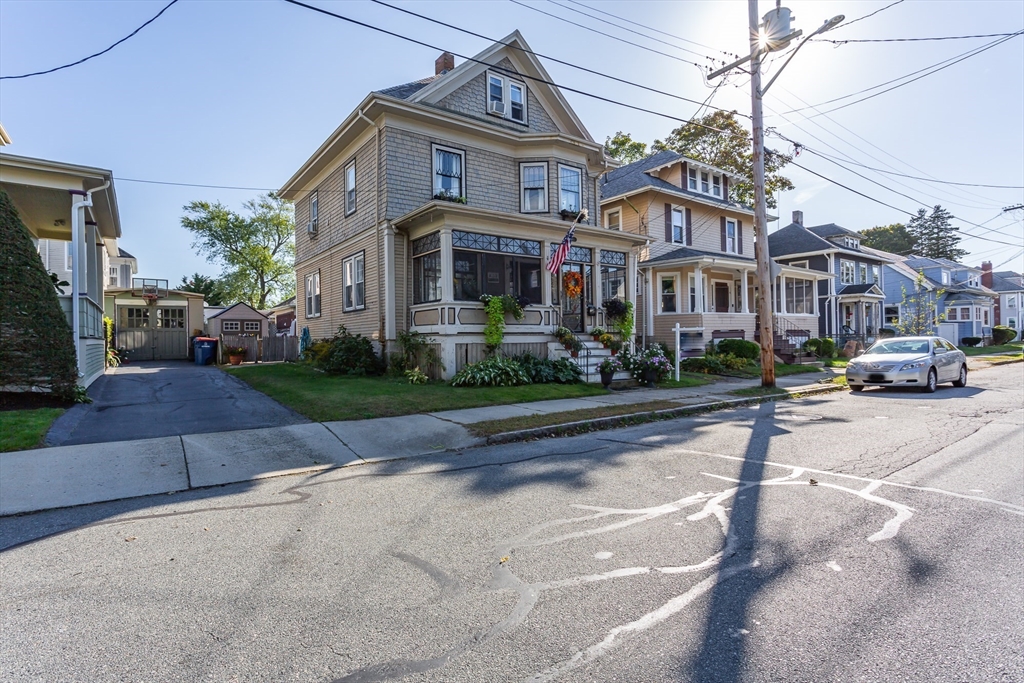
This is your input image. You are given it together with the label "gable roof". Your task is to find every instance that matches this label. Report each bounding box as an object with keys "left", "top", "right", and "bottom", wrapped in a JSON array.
[
  {"left": 806, "top": 223, "right": 864, "bottom": 240},
  {"left": 768, "top": 223, "right": 834, "bottom": 257},
  {"left": 208, "top": 302, "right": 268, "bottom": 319},
  {"left": 117, "top": 247, "right": 135, "bottom": 259},
  {"left": 643, "top": 244, "right": 755, "bottom": 265},
  {"left": 862, "top": 245, "right": 936, "bottom": 287},
  {"left": 600, "top": 150, "right": 752, "bottom": 213},
  {"left": 837, "top": 283, "right": 883, "bottom": 296},
  {"left": 376, "top": 76, "right": 442, "bottom": 100}
]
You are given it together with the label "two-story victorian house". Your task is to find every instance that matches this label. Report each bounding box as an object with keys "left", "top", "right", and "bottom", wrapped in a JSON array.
[
  {"left": 279, "top": 34, "right": 644, "bottom": 378},
  {"left": 599, "top": 152, "right": 828, "bottom": 356},
  {"left": 769, "top": 212, "right": 891, "bottom": 347}
]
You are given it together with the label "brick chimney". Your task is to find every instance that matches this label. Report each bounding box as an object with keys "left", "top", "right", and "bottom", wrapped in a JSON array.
[
  {"left": 435, "top": 52, "right": 455, "bottom": 75},
  {"left": 792, "top": 210, "right": 803, "bottom": 226},
  {"left": 981, "top": 260, "right": 993, "bottom": 288}
]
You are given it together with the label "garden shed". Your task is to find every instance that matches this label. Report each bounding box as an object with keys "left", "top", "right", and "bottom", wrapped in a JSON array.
[
  {"left": 207, "top": 302, "right": 270, "bottom": 337},
  {"left": 104, "top": 281, "right": 205, "bottom": 361}
]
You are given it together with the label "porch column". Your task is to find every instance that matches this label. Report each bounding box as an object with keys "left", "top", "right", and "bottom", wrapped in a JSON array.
[
  {"left": 780, "top": 275, "right": 787, "bottom": 314},
  {"left": 694, "top": 264, "right": 703, "bottom": 313},
  {"left": 646, "top": 267, "right": 654, "bottom": 334},
  {"left": 741, "top": 269, "right": 749, "bottom": 313},
  {"left": 439, "top": 228, "right": 453, "bottom": 303},
  {"left": 383, "top": 222, "right": 396, "bottom": 341},
  {"left": 542, "top": 241, "right": 552, "bottom": 308}
]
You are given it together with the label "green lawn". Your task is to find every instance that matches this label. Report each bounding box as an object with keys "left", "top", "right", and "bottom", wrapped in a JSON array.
[
  {"left": 958, "top": 343, "right": 1024, "bottom": 356},
  {"left": 728, "top": 386, "right": 789, "bottom": 397},
  {"left": 226, "top": 364, "right": 610, "bottom": 422},
  {"left": 822, "top": 358, "right": 849, "bottom": 368},
  {"left": 0, "top": 408, "right": 64, "bottom": 452},
  {"left": 655, "top": 373, "right": 714, "bottom": 389}
]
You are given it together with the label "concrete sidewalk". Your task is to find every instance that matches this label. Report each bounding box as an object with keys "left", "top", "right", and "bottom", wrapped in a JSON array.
[{"left": 0, "top": 371, "right": 838, "bottom": 516}]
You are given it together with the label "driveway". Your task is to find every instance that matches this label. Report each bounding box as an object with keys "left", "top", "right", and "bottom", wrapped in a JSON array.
[{"left": 47, "top": 361, "right": 308, "bottom": 446}]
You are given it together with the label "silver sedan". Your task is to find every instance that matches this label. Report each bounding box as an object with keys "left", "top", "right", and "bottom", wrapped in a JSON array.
[{"left": 845, "top": 336, "right": 968, "bottom": 393}]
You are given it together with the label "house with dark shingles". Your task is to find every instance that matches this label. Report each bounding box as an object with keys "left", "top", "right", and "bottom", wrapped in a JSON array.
[
  {"left": 982, "top": 262, "right": 1023, "bottom": 340},
  {"left": 769, "top": 211, "right": 891, "bottom": 345},
  {"left": 599, "top": 152, "right": 828, "bottom": 356},
  {"left": 278, "top": 33, "right": 644, "bottom": 379}
]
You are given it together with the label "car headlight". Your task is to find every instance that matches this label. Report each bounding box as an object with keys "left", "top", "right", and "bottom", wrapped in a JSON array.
[{"left": 899, "top": 361, "right": 926, "bottom": 371}]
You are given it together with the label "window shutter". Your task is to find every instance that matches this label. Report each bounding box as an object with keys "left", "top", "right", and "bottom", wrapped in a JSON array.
[
  {"left": 720, "top": 216, "right": 727, "bottom": 251},
  {"left": 738, "top": 219, "right": 743, "bottom": 254},
  {"left": 723, "top": 176, "right": 729, "bottom": 200},
  {"left": 681, "top": 162, "right": 688, "bottom": 189},
  {"left": 665, "top": 204, "right": 673, "bottom": 242},
  {"left": 685, "top": 208, "right": 692, "bottom": 245}
]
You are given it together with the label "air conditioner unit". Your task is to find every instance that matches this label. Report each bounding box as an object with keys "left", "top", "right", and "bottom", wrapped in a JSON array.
[
  {"left": 307, "top": 220, "right": 318, "bottom": 236},
  {"left": 487, "top": 100, "right": 506, "bottom": 116}
]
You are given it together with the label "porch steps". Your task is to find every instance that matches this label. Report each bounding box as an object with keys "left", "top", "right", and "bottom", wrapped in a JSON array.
[{"left": 548, "top": 340, "right": 632, "bottom": 384}]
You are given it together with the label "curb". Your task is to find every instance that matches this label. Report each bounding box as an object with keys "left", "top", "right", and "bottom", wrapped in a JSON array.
[{"left": 483, "top": 383, "right": 845, "bottom": 446}]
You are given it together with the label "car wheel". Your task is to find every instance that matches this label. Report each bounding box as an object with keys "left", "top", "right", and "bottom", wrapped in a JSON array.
[
  {"left": 952, "top": 364, "right": 968, "bottom": 388},
  {"left": 922, "top": 368, "right": 937, "bottom": 393},
  {"left": 851, "top": 384, "right": 864, "bottom": 392}
]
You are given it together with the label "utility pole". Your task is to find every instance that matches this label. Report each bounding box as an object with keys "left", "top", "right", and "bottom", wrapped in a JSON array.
[{"left": 749, "top": 0, "right": 775, "bottom": 388}]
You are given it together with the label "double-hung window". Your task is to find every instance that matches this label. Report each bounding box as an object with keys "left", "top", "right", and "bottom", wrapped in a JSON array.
[
  {"left": 687, "top": 168, "right": 697, "bottom": 191},
  {"left": 509, "top": 82, "right": 525, "bottom": 123},
  {"left": 343, "top": 252, "right": 365, "bottom": 311},
  {"left": 701, "top": 172, "right": 710, "bottom": 194},
  {"left": 983, "top": 308, "right": 990, "bottom": 325},
  {"left": 725, "top": 219, "right": 737, "bottom": 253},
  {"left": 872, "top": 264, "right": 880, "bottom": 284},
  {"left": 109, "top": 266, "right": 119, "bottom": 286},
  {"left": 433, "top": 145, "right": 464, "bottom": 200},
  {"left": 305, "top": 271, "right": 321, "bottom": 317},
  {"left": 947, "top": 307, "right": 958, "bottom": 321},
  {"left": 309, "top": 191, "right": 318, "bottom": 233},
  {"left": 520, "top": 163, "right": 547, "bottom": 212},
  {"left": 671, "top": 208, "right": 684, "bottom": 243},
  {"left": 712, "top": 175, "right": 722, "bottom": 198},
  {"left": 345, "top": 161, "right": 356, "bottom": 215},
  {"left": 961, "top": 307, "right": 971, "bottom": 320},
  {"left": 605, "top": 209, "right": 621, "bottom": 230},
  {"left": 941, "top": 271, "right": 950, "bottom": 285},
  {"left": 858, "top": 263, "right": 868, "bottom": 284},
  {"left": 412, "top": 233, "right": 442, "bottom": 304},
  {"left": 488, "top": 74, "right": 504, "bottom": 112},
  {"left": 559, "top": 165, "right": 581, "bottom": 213},
  {"left": 840, "top": 260, "right": 855, "bottom": 285},
  {"left": 661, "top": 276, "right": 677, "bottom": 313}
]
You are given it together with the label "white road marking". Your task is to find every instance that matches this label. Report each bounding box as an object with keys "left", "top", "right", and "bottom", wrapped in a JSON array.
[
  {"left": 827, "top": 561, "right": 842, "bottom": 572},
  {"left": 1004, "top": 508, "right": 1024, "bottom": 516},
  {"left": 594, "top": 551, "right": 613, "bottom": 560},
  {"left": 970, "top": 489, "right": 985, "bottom": 493},
  {"left": 665, "top": 476, "right": 676, "bottom": 479}
]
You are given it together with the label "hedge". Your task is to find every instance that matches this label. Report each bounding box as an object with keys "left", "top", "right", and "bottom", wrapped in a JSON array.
[{"left": 0, "top": 190, "right": 78, "bottom": 401}]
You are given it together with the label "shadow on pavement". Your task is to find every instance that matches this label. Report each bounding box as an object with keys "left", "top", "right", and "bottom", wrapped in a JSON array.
[{"left": 848, "top": 386, "right": 984, "bottom": 400}]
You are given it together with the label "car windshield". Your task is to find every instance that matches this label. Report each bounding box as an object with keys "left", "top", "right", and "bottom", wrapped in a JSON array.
[{"left": 867, "top": 340, "right": 930, "bottom": 355}]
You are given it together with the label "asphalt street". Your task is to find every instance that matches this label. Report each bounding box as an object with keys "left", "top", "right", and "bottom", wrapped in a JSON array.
[{"left": 2, "top": 363, "right": 1022, "bottom": 682}]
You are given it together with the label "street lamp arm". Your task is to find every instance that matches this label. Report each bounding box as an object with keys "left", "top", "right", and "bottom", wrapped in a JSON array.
[{"left": 760, "top": 16, "right": 844, "bottom": 95}]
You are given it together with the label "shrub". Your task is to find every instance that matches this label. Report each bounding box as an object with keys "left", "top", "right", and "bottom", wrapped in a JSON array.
[
  {"left": 818, "top": 337, "right": 836, "bottom": 358},
  {"left": 513, "top": 353, "right": 581, "bottom": 384},
  {"left": 451, "top": 356, "right": 531, "bottom": 387},
  {"left": 802, "top": 338, "right": 821, "bottom": 355},
  {"left": 992, "top": 326, "right": 1017, "bottom": 345},
  {"left": 480, "top": 294, "right": 524, "bottom": 350},
  {"left": 306, "top": 326, "right": 382, "bottom": 375},
  {"left": 390, "top": 330, "right": 443, "bottom": 374},
  {"left": 961, "top": 336, "right": 982, "bottom": 347},
  {"left": 630, "top": 347, "right": 673, "bottom": 383},
  {"left": 679, "top": 353, "right": 750, "bottom": 374},
  {"left": 717, "top": 338, "right": 760, "bottom": 360},
  {"left": 651, "top": 341, "right": 675, "bottom": 366},
  {"left": 404, "top": 367, "right": 428, "bottom": 385}
]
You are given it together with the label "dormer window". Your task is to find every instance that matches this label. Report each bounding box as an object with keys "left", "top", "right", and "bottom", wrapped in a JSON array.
[
  {"left": 712, "top": 175, "right": 721, "bottom": 198},
  {"left": 941, "top": 271, "right": 950, "bottom": 285},
  {"left": 843, "top": 237, "right": 859, "bottom": 249},
  {"left": 687, "top": 168, "right": 697, "bottom": 191},
  {"left": 701, "top": 172, "right": 709, "bottom": 194},
  {"left": 486, "top": 72, "right": 526, "bottom": 123},
  {"left": 968, "top": 274, "right": 979, "bottom": 287}
]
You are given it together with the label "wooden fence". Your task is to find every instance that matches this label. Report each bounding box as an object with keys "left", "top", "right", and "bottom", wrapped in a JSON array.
[{"left": 221, "top": 334, "right": 299, "bottom": 363}]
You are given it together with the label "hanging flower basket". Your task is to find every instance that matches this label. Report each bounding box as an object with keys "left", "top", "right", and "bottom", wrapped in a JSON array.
[{"left": 562, "top": 271, "right": 584, "bottom": 299}]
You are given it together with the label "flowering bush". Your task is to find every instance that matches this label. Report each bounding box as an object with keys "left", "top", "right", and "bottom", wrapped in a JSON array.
[
  {"left": 629, "top": 347, "right": 673, "bottom": 383},
  {"left": 599, "top": 356, "right": 624, "bottom": 374}
]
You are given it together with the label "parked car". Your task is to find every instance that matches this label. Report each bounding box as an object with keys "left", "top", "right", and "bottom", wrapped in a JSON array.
[{"left": 845, "top": 336, "right": 967, "bottom": 393}]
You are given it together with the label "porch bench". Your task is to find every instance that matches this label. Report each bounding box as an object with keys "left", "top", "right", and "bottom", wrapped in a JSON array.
[{"left": 711, "top": 329, "right": 746, "bottom": 340}]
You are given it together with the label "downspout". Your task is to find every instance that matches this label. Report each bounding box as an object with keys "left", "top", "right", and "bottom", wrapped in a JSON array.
[
  {"left": 69, "top": 180, "right": 110, "bottom": 379},
  {"left": 357, "top": 108, "right": 388, "bottom": 347}
]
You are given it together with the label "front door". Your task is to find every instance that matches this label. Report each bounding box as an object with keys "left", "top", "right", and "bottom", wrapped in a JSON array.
[
  {"left": 714, "top": 282, "right": 730, "bottom": 313},
  {"left": 864, "top": 302, "right": 875, "bottom": 335},
  {"left": 560, "top": 263, "right": 585, "bottom": 332}
]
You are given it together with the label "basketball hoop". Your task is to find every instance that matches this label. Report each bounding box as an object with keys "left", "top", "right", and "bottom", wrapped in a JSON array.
[{"left": 142, "top": 293, "right": 159, "bottom": 305}]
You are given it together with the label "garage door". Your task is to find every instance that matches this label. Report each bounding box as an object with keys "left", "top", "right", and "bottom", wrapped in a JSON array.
[
  {"left": 938, "top": 322, "right": 958, "bottom": 346},
  {"left": 117, "top": 306, "right": 189, "bottom": 361}
]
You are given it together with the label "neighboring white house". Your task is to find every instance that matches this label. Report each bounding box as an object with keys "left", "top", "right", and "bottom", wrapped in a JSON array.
[{"left": 984, "top": 262, "right": 1024, "bottom": 340}]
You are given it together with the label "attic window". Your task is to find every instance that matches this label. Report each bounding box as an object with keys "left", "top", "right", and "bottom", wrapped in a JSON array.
[
  {"left": 843, "top": 237, "right": 859, "bottom": 249},
  {"left": 713, "top": 175, "right": 721, "bottom": 198},
  {"left": 509, "top": 82, "right": 525, "bottom": 122},
  {"left": 488, "top": 74, "right": 504, "bottom": 113},
  {"left": 687, "top": 168, "right": 697, "bottom": 191},
  {"left": 701, "top": 172, "right": 709, "bottom": 194}
]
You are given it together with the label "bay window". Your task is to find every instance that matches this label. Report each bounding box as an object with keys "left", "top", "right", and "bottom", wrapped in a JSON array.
[
  {"left": 559, "top": 165, "right": 581, "bottom": 213},
  {"left": 453, "top": 231, "right": 542, "bottom": 305},
  {"left": 433, "top": 145, "right": 464, "bottom": 199},
  {"left": 520, "top": 163, "right": 547, "bottom": 212},
  {"left": 412, "top": 233, "right": 442, "bottom": 304}
]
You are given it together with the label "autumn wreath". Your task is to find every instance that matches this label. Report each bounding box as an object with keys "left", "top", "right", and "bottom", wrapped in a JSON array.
[{"left": 562, "top": 271, "right": 583, "bottom": 299}]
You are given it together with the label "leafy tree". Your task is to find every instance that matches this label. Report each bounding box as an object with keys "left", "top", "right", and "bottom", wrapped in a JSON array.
[
  {"left": 893, "top": 271, "right": 943, "bottom": 336},
  {"left": 179, "top": 272, "right": 225, "bottom": 306},
  {"left": 652, "top": 110, "right": 793, "bottom": 209},
  {"left": 907, "top": 205, "right": 967, "bottom": 261},
  {"left": 604, "top": 131, "right": 648, "bottom": 164},
  {"left": 861, "top": 223, "right": 917, "bottom": 255},
  {"left": 181, "top": 193, "right": 295, "bottom": 309}
]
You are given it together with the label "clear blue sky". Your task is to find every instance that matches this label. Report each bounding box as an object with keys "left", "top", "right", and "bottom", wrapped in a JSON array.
[{"left": 2, "top": 0, "right": 1022, "bottom": 288}]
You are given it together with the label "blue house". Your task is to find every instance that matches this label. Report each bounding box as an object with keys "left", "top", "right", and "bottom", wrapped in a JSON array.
[{"left": 864, "top": 246, "right": 997, "bottom": 345}]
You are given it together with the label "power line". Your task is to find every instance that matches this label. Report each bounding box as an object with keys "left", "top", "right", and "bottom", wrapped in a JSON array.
[
  {"left": 561, "top": 0, "right": 738, "bottom": 58},
  {"left": 116, "top": 176, "right": 277, "bottom": 192},
  {"left": 993, "top": 249, "right": 1024, "bottom": 269},
  {"left": 369, "top": 0, "right": 743, "bottom": 119},
  {"left": 507, "top": 0, "right": 719, "bottom": 69},
  {"left": 281, "top": 0, "right": 746, "bottom": 134},
  {"left": 801, "top": 149, "right": 1024, "bottom": 190},
  {"left": 1, "top": 0, "right": 179, "bottom": 80},
  {"left": 834, "top": 0, "right": 905, "bottom": 31},
  {"left": 798, "top": 32, "right": 1024, "bottom": 118},
  {"left": 821, "top": 31, "right": 1021, "bottom": 44}
]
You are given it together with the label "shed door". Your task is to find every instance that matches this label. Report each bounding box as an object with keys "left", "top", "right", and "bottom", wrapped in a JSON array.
[
  {"left": 116, "top": 306, "right": 188, "bottom": 361},
  {"left": 938, "top": 322, "right": 958, "bottom": 346},
  {"left": 153, "top": 307, "right": 187, "bottom": 360},
  {"left": 117, "top": 307, "right": 155, "bottom": 361}
]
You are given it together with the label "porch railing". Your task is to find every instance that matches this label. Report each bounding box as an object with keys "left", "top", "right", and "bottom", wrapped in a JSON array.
[{"left": 59, "top": 295, "right": 104, "bottom": 339}]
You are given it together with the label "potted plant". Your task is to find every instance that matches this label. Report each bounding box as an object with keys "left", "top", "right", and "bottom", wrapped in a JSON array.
[
  {"left": 609, "top": 339, "right": 623, "bottom": 356},
  {"left": 554, "top": 326, "right": 574, "bottom": 347},
  {"left": 598, "top": 333, "right": 614, "bottom": 349},
  {"left": 598, "top": 356, "right": 623, "bottom": 389},
  {"left": 632, "top": 347, "right": 672, "bottom": 387},
  {"left": 224, "top": 345, "right": 247, "bottom": 365},
  {"left": 433, "top": 189, "right": 467, "bottom": 204},
  {"left": 567, "top": 336, "right": 584, "bottom": 358},
  {"left": 590, "top": 326, "right": 606, "bottom": 341},
  {"left": 559, "top": 207, "right": 588, "bottom": 222}
]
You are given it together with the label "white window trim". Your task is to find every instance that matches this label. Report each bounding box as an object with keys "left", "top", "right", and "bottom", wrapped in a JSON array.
[
  {"left": 557, "top": 164, "right": 582, "bottom": 214},
  {"left": 65, "top": 241, "right": 73, "bottom": 271},
  {"left": 344, "top": 160, "right": 356, "bottom": 216},
  {"left": 305, "top": 271, "right": 321, "bottom": 318},
  {"left": 508, "top": 80, "right": 527, "bottom": 123},
  {"left": 222, "top": 321, "right": 240, "bottom": 332},
  {"left": 712, "top": 175, "right": 722, "bottom": 198},
  {"left": 243, "top": 321, "right": 261, "bottom": 332},
  {"left": 840, "top": 259, "right": 855, "bottom": 285},
  {"left": 941, "top": 271, "right": 950, "bottom": 285},
  {"left": 687, "top": 167, "right": 697, "bottom": 191},
  {"left": 659, "top": 274, "right": 679, "bottom": 314},
  {"left": 519, "top": 162, "right": 548, "bottom": 213},
  {"left": 790, "top": 260, "right": 809, "bottom": 269},
  {"left": 709, "top": 277, "right": 734, "bottom": 312},
  {"left": 858, "top": 263, "right": 868, "bottom": 284},
  {"left": 432, "top": 144, "right": 466, "bottom": 199},
  {"left": 687, "top": 273, "right": 709, "bottom": 313},
  {"left": 605, "top": 208, "right": 621, "bottom": 230},
  {"left": 343, "top": 253, "right": 366, "bottom": 312},
  {"left": 700, "top": 171, "right": 710, "bottom": 194},
  {"left": 725, "top": 218, "right": 737, "bottom": 254},
  {"left": 671, "top": 208, "right": 684, "bottom": 243}
]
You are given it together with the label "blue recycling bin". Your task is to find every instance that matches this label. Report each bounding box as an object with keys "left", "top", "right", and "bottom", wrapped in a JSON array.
[{"left": 194, "top": 337, "right": 218, "bottom": 366}]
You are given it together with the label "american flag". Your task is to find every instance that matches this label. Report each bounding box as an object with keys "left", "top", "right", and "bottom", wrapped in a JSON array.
[{"left": 546, "top": 223, "right": 576, "bottom": 274}]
